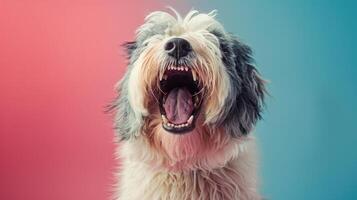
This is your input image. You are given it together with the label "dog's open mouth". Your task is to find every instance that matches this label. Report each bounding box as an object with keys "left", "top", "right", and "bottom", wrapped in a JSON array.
[{"left": 159, "top": 65, "right": 203, "bottom": 134}]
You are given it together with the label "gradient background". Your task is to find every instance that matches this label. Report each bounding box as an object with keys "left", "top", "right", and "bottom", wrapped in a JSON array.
[{"left": 1, "top": 1, "right": 356, "bottom": 200}]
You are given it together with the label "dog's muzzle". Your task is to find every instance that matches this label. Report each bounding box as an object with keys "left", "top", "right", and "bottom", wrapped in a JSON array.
[{"left": 159, "top": 39, "right": 203, "bottom": 134}]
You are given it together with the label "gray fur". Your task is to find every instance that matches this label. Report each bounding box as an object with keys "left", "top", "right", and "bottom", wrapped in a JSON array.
[
  {"left": 212, "top": 31, "right": 266, "bottom": 137},
  {"left": 111, "top": 68, "right": 140, "bottom": 140},
  {"left": 110, "top": 12, "right": 266, "bottom": 140}
]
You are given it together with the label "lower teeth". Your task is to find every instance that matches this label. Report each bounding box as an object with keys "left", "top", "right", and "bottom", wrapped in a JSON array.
[{"left": 163, "top": 115, "right": 194, "bottom": 128}]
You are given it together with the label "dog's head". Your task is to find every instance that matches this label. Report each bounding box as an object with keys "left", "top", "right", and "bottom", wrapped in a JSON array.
[{"left": 113, "top": 10, "right": 266, "bottom": 170}]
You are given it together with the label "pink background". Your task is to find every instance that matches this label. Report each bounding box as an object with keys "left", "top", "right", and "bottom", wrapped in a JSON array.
[{"left": 0, "top": 1, "right": 167, "bottom": 199}]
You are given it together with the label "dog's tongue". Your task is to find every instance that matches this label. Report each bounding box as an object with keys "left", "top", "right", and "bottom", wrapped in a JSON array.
[{"left": 164, "top": 88, "right": 194, "bottom": 124}]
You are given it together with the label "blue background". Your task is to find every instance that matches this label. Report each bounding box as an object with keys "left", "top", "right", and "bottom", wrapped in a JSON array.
[{"left": 178, "top": 1, "right": 357, "bottom": 199}]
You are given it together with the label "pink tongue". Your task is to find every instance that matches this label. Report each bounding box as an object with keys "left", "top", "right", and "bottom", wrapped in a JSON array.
[{"left": 164, "top": 88, "right": 194, "bottom": 124}]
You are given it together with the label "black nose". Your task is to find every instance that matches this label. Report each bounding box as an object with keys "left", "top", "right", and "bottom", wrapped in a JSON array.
[{"left": 164, "top": 38, "right": 192, "bottom": 59}]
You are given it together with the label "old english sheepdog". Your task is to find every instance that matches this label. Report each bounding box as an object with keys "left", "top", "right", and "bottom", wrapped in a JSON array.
[{"left": 110, "top": 9, "right": 267, "bottom": 200}]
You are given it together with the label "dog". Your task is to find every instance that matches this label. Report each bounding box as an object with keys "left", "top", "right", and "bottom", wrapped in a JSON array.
[{"left": 110, "top": 9, "right": 266, "bottom": 200}]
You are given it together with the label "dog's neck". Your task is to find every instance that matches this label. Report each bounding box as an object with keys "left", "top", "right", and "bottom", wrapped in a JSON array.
[{"left": 116, "top": 137, "right": 261, "bottom": 200}]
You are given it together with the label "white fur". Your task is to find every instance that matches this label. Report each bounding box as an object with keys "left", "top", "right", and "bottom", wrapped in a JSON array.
[
  {"left": 115, "top": 9, "right": 262, "bottom": 200},
  {"left": 115, "top": 136, "right": 261, "bottom": 200},
  {"left": 128, "top": 9, "right": 231, "bottom": 125}
]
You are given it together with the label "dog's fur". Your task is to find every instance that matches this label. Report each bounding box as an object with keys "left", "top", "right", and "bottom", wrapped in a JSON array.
[{"left": 110, "top": 9, "right": 266, "bottom": 200}]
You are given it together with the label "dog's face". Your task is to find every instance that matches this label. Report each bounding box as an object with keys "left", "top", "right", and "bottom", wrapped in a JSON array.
[{"left": 113, "top": 10, "right": 265, "bottom": 170}]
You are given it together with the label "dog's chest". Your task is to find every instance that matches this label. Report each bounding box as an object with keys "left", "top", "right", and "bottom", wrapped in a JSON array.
[{"left": 118, "top": 160, "right": 258, "bottom": 200}]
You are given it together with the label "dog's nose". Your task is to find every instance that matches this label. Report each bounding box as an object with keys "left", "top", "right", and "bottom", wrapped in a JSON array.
[{"left": 164, "top": 38, "right": 192, "bottom": 59}]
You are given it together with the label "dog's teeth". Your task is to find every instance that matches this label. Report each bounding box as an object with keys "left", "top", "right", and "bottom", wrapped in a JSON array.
[
  {"left": 160, "top": 71, "right": 167, "bottom": 80},
  {"left": 194, "top": 96, "right": 200, "bottom": 107},
  {"left": 187, "top": 115, "right": 194, "bottom": 124},
  {"left": 192, "top": 70, "right": 197, "bottom": 81},
  {"left": 162, "top": 115, "right": 168, "bottom": 123},
  {"left": 195, "top": 96, "right": 199, "bottom": 103},
  {"left": 185, "top": 67, "right": 188, "bottom": 71}
]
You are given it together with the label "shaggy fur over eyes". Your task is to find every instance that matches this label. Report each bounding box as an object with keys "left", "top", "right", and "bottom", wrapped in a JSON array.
[{"left": 110, "top": 9, "right": 267, "bottom": 200}]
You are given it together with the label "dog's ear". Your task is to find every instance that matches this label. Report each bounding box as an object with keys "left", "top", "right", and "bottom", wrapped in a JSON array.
[
  {"left": 107, "top": 41, "right": 138, "bottom": 140},
  {"left": 123, "top": 41, "right": 137, "bottom": 59},
  {"left": 230, "top": 39, "right": 266, "bottom": 135},
  {"left": 109, "top": 74, "right": 140, "bottom": 141}
]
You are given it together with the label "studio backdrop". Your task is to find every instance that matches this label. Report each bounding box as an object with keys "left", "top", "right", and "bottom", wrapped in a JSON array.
[{"left": 1, "top": 1, "right": 356, "bottom": 200}]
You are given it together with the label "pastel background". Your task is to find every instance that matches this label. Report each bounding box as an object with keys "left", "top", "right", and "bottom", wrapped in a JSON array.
[{"left": 0, "top": 1, "right": 356, "bottom": 200}]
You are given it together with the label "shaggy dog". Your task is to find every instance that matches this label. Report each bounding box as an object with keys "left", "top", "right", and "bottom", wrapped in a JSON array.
[{"left": 110, "top": 9, "right": 266, "bottom": 200}]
